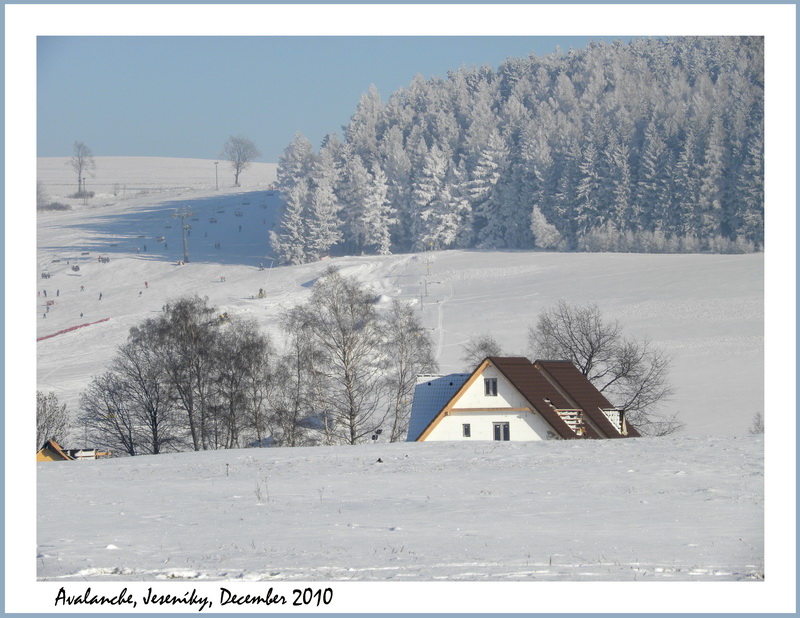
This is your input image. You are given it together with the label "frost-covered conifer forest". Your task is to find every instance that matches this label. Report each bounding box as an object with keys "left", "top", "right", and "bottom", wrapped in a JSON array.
[{"left": 271, "top": 37, "right": 764, "bottom": 263}]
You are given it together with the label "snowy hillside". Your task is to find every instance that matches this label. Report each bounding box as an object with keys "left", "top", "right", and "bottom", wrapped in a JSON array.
[{"left": 34, "top": 157, "right": 763, "bottom": 437}]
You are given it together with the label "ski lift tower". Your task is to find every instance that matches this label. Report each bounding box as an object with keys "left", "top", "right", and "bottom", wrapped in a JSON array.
[{"left": 173, "top": 206, "right": 194, "bottom": 263}]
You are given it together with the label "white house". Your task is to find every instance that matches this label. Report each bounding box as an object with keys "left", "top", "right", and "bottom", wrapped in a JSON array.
[{"left": 407, "top": 357, "right": 639, "bottom": 442}]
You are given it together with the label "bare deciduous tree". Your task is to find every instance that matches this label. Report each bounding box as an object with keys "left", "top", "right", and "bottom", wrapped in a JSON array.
[
  {"left": 36, "top": 391, "right": 71, "bottom": 448},
  {"left": 528, "top": 300, "right": 680, "bottom": 436},
  {"left": 749, "top": 411, "right": 764, "bottom": 435},
  {"left": 383, "top": 299, "right": 438, "bottom": 442},
  {"left": 270, "top": 307, "right": 322, "bottom": 446},
  {"left": 69, "top": 140, "right": 95, "bottom": 195},
  {"left": 460, "top": 333, "right": 504, "bottom": 368},
  {"left": 80, "top": 373, "right": 139, "bottom": 456},
  {"left": 293, "top": 266, "right": 387, "bottom": 444},
  {"left": 220, "top": 135, "right": 261, "bottom": 186},
  {"left": 112, "top": 338, "right": 180, "bottom": 454},
  {"left": 213, "top": 319, "right": 275, "bottom": 449},
  {"left": 132, "top": 296, "right": 221, "bottom": 451}
]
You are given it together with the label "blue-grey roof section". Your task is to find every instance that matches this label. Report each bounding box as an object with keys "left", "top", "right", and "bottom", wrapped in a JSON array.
[{"left": 406, "top": 373, "right": 471, "bottom": 441}]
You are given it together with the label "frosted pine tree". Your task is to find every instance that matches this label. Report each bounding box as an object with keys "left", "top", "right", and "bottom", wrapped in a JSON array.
[
  {"left": 307, "top": 182, "right": 341, "bottom": 261},
  {"left": 673, "top": 126, "right": 702, "bottom": 235},
  {"left": 469, "top": 131, "right": 508, "bottom": 248},
  {"left": 277, "top": 133, "right": 315, "bottom": 193},
  {"left": 551, "top": 126, "right": 585, "bottom": 246},
  {"left": 462, "top": 79, "right": 498, "bottom": 160},
  {"left": 575, "top": 141, "right": 605, "bottom": 236},
  {"left": 269, "top": 180, "right": 311, "bottom": 265},
  {"left": 606, "top": 135, "right": 634, "bottom": 232},
  {"left": 736, "top": 130, "right": 764, "bottom": 247},
  {"left": 361, "top": 164, "right": 394, "bottom": 255},
  {"left": 379, "top": 125, "right": 414, "bottom": 250},
  {"left": 338, "top": 152, "right": 373, "bottom": 253},
  {"left": 636, "top": 120, "right": 672, "bottom": 231},
  {"left": 305, "top": 136, "right": 343, "bottom": 259},
  {"left": 345, "top": 84, "right": 384, "bottom": 164},
  {"left": 697, "top": 117, "right": 728, "bottom": 239},
  {"left": 411, "top": 145, "right": 467, "bottom": 251},
  {"left": 500, "top": 160, "right": 537, "bottom": 248}
]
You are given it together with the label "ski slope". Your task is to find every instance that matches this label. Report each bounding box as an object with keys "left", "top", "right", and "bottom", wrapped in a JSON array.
[{"left": 34, "top": 157, "right": 763, "bottom": 436}]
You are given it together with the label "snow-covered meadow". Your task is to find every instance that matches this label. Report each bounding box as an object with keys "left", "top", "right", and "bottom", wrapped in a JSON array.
[
  {"left": 37, "top": 436, "right": 763, "bottom": 583},
  {"left": 15, "top": 157, "right": 790, "bottom": 611}
]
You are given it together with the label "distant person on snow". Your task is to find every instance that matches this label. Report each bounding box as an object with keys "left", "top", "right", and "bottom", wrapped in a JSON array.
[
  {"left": 99, "top": 292, "right": 103, "bottom": 301},
  {"left": 145, "top": 281, "right": 148, "bottom": 288}
]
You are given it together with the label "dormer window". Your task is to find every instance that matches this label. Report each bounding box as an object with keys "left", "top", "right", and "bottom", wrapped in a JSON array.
[{"left": 484, "top": 377, "right": 498, "bottom": 396}]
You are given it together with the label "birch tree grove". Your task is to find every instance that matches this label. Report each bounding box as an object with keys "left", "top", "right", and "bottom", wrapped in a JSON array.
[{"left": 79, "top": 278, "right": 439, "bottom": 454}]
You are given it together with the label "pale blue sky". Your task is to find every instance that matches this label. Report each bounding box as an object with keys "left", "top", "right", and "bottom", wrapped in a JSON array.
[{"left": 38, "top": 36, "right": 611, "bottom": 162}]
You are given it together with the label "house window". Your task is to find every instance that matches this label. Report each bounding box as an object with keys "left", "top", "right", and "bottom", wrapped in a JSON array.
[
  {"left": 493, "top": 422, "right": 510, "bottom": 441},
  {"left": 462, "top": 423, "right": 471, "bottom": 438},
  {"left": 484, "top": 377, "right": 498, "bottom": 396}
]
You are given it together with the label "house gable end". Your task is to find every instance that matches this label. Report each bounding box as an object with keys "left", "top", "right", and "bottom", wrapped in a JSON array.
[{"left": 416, "top": 360, "right": 494, "bottom": 441}]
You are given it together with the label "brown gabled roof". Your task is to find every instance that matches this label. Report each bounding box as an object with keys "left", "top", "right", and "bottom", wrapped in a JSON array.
[
  {"left": 487, "top": 357, "right": 585, "bottom": 439},
  {"left": 533, "top": 360, "right": 638, "bottom": 438}
]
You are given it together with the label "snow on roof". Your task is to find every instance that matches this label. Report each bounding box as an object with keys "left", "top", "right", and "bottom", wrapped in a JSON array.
[{"left": 406, "top": 373, "right": 471, "bottom": 442}]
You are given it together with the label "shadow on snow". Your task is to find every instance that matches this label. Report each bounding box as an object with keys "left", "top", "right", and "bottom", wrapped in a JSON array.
[{"left": 42, "top": 190, "right": 284, "bottom": 268}]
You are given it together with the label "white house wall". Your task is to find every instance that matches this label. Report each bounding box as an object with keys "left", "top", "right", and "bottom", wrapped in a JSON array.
[
  {"left": 425, "top": 409, "right": 554, "bottom": 441},
  {"left": 454, "top": 365, "right": 529, "bottom": 409}
]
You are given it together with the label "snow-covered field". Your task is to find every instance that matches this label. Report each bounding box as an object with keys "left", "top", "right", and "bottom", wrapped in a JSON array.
[
  {"left": 12, "top": 157, "right": 791, "bottom": 611},
  {"left": 36, "top": 437, "right": 763, "bottom": 592}
]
